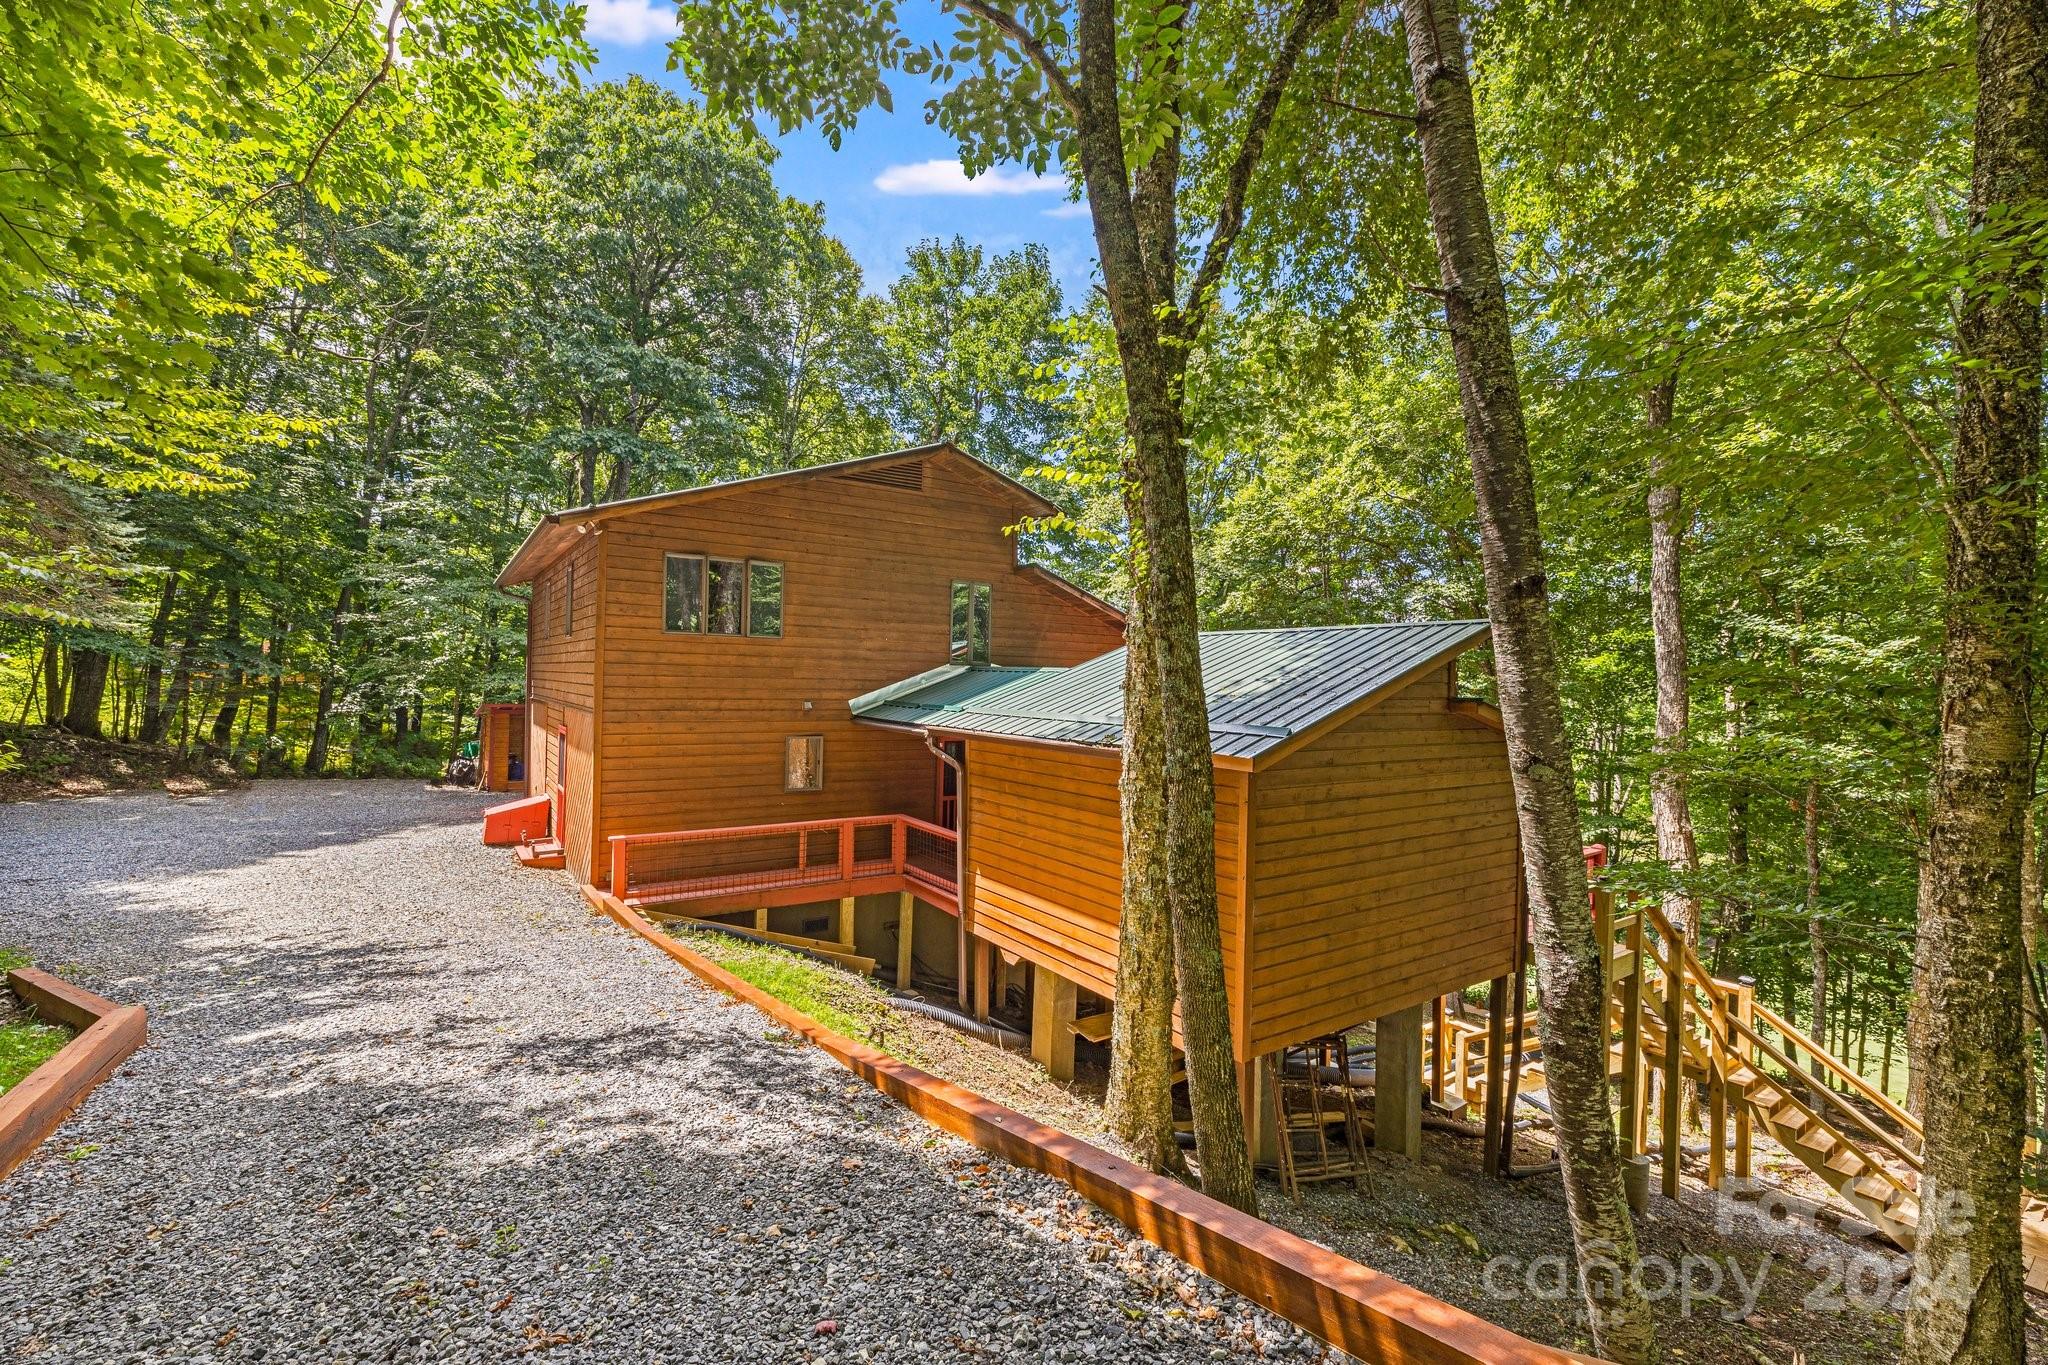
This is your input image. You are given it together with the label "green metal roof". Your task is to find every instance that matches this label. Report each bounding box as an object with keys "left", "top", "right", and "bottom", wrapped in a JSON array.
[{"left": 850, "top": 620, "right": 1491, "bottom": 761}]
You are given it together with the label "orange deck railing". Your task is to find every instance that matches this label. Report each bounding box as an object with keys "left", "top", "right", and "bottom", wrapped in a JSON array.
[{"left": 609, "top": 815, "right": 959, "bottom": 916}]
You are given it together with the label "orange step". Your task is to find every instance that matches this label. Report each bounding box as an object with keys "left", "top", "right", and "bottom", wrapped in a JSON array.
[{"left": 516, "top": 838, "right": 566, "bottom": 870}]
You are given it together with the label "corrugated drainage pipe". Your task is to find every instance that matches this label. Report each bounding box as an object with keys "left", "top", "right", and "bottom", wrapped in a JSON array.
[{"left": 890, "top": 993, "right": 1031, "bottom": 1053}]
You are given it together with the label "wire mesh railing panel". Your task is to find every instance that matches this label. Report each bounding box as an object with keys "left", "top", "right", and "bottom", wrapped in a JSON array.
[{"left": 904, "top": 825, "right": 958, "bottom": 889}]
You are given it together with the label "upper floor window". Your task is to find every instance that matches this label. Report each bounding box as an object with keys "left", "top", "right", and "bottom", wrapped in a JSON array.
[
  {"left": 951, "top": 581, "right": 992, "bottom": 664},
  {"left": 562, "top": 564, "right": 574, "bottom": 636},
  {"left": 665, "top": 553, "right": 784, "bottom": 638}
]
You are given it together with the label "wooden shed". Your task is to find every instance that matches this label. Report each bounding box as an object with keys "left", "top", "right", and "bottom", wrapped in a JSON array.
[
  {"left": 475, "top": 702, "right": 527, "bottom": 793},
  {"left": 851, "top": 621, "right": 1520, "bottom": 1132}
]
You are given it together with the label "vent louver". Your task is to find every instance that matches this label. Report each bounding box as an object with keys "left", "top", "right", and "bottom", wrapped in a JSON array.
[{"left": 838, "top": 460, "right": 925, "bottom": 492}]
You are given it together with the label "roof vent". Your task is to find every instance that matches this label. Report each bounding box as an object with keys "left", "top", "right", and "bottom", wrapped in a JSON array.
[{"left": 838, "top": 460, "right": 925, "bottom": 492}]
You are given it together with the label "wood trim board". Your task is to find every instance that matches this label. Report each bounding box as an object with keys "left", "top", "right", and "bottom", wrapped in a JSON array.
[
  {"left": 585, "top": 887, "right": 1599, "bottom": 1365},
  {"left": 1, "top": 969, "right": 147, "bottom": 1181}
]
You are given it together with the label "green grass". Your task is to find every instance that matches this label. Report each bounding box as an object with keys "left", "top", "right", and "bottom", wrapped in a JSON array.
[
  {"left": 0, "top": 945, "right": 71, "bottom": 1094},
  {"left": 667, "top": 927, "right": 927, "bottom": 1065}
]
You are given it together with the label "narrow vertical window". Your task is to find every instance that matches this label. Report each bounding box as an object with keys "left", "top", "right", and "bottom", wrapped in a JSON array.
[
  {"left": 707, "top": 557, "right": 746, "bottom": 634},
  {"left": 747, "top": 561, "right": 784, "bottom": 637},
  {"left": 950, "top": 581, "right": 992, "bottom": 663},
  {"left": 664, "top": 554, "right": 704, "bottom": 632},
  {"left": 562, "top": 564, "right": 574, "bottom": 636},
  {"left": 784, "top": 734, "right": 824, "bottom": 792}
]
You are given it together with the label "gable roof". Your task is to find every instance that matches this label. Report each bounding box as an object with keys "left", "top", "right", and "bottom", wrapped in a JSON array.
[
  {"left": 495, "top": 442, "right": 1057, "bottom": 587},
  {"left": 850, "top": 620, "right": 1491, "bottom": 766}
]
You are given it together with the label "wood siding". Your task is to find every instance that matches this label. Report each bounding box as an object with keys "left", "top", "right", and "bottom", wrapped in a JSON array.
[
  {"left": 580, "top": 455, "right": 1124, "bottom": 862},
  {"left": 964, "top": 737, "right": 1249, "bottom": 1055},
  {"left": 1245, "top": 668, "right": 1518, "bottom": 1055},
  {"left": 527, "top": 535, "right": 598, "bottom": 710}
]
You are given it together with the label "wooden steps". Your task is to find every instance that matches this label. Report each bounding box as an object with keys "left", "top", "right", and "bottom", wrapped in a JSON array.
[{"left": 516, "top": 838, "right": 566, "bottom": 870}]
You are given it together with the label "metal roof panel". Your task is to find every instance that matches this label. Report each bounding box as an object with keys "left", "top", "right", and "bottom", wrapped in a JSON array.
[{"left": 849, "top": 620, "right": 1490, "bottom": 761}]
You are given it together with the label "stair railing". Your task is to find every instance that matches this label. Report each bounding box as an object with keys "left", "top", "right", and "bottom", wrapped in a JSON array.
[
  {"left": 1745, "top": 999, "right": 1923, "bottom": 1150},
  {"left": 1594, "top": 871, "right": 1923, "bottom": 1206},
  {"left": 1723, "top": 1009, "right": 1922, "bottom": 1199}
]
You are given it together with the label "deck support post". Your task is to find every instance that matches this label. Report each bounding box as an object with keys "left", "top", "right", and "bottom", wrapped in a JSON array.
[
  {"left": 1429, "top": 995, "right": 1448, "bottom": 1110},
  {"left": 836, "top": 896, "right": 856, "bottom": 949},
  {"left": 753, "top": 907, "right": 768, "bottom": 932},
  {"left": 1242, "top": 1054, "right": 1279, "bottom": 1167},
  {"left": 1481, "top": 975, "right": 1508, "bottom": 1176},
  {"left": 971, "top": 939, "right": 992, "bottom": 1021},
  {"left": 1661, "top": 924, "right": 1684, "bottom": 1201},
  {"left": 1374, "top": 1003, "right": 1425, "bottom": 1160},
  {"left": 895, "top": 892, "right": 915, "bottom": 990},
  {"left": 1618, "top": 912, "right": 1643, "bottom": 1158},
  {"left": 1030, "top": 963, "right": 1078, "bottom": 1081}
]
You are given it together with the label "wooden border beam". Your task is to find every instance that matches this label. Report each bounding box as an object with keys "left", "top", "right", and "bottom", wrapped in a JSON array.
[
  {"left": 587, "top": 888, "right": 1600, "bottom": 1365},
  {"left": 1, "top": 969, "right": 147, "bottom": 1181}
]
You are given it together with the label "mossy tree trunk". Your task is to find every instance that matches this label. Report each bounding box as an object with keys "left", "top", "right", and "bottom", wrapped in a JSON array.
[
  {"left": 1395, "top": 0, "right": 1653, "bottom": 1355},
  {"left": 1903, "top": 0, "right": 2045, "bottom": 1355}
]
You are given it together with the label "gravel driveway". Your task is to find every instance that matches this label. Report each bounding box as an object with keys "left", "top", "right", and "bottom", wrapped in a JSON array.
[{"left": 0, "top": 781, "right": 1312, "bottom": 1363}]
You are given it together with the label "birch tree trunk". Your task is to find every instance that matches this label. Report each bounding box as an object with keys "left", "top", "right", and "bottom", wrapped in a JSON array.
[
  {"left": 1109, "top": 579, "right": 1185, "bottom": 1173},
  {"left": 1105, "top": 108, "right": 1188, "bottom": 1178},
  {"left": 1395, "top": 0, "right": 1651, "bottom": 1354},
  {"left": 1903, "top": 0, "right": 2045, "bottom": 1353}
]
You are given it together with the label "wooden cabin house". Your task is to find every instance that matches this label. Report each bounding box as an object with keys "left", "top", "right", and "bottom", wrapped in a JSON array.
[{"left": 493, "top": 443, "right": 1522, "bottom": 1155}]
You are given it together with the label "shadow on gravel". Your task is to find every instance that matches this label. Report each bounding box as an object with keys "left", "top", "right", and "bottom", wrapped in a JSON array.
[{"left": 0, "top": 992, "right": 1110, "bottom": 1361}]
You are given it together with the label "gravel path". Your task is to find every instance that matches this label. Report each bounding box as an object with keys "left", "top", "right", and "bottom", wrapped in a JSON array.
[{"left": 0, "top": 781, "right": 1314, "bottom": 1364}]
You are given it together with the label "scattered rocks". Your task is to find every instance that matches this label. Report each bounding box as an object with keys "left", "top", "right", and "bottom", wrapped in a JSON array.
[{"left": 0, "top": 781, "right": 1318, "bottom": 1362}]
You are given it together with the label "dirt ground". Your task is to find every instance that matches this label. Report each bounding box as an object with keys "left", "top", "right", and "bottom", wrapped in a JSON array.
[
  {"left": 0, "top": 723, "right": 243, "bottom": 802},
  {"left": 677, "top": 927, "right": 2045, "bottom": 1364}
]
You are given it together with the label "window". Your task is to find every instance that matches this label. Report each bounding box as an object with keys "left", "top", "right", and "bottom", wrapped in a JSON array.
[
  {"left": 950, "top": 581, "right": 992, "bottom": 664},
  {"left": 748, "top": 561, "right": 784, "bottom": 637},
  {"left": 707, "top": 557, "right": 746, "bottom": 634},
  {"left": 664, "top": 554, "right": 703, "bottom": 632},
  {"left": 665, "top": 553, "right": 786, "bottom": 638},
  {"left": 784, "top": 734, "right": 824, "bottom": 792},
  {"left": 562, "top": 564, "right": 575, "bottom": 636}
]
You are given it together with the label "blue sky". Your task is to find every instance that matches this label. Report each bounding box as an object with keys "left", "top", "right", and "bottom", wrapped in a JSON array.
[{"left": 580, "top": 0, "right": 1101, "bottom": 303}]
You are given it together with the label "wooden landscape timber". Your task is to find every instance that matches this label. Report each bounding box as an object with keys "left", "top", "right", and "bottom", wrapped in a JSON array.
[
  {"left": 586, "top": 885, "right": 1600, "bottom": 1365},
  {"left": 0, "top": 968, "right": 146, "bottom": 1181}
]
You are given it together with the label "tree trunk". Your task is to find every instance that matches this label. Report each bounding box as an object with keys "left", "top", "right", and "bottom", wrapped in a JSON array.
[
  {"left": 60, "top": 648, "right": 109, "bottom": 738},
  {"left": 1067, "top": 0, "right": 1265, "bottom": 1214},
  {"left": 1715, "top": 680, "right": 1750, "bottom": 976},
  {"left": 261, "top": 629, "right": 286, "bottom": 777},
  {"left": 2024, "top": 807, "right": 2041, "bottom": 1126},
  {"left": 1104, "top": 104, "right": 1187, "bottom": 1176},
  {"left": 1903, "top": 0, "right": 2044, "bottom": 1352},
  {"left": 1645, "top": 376, "right": 1698, "bottom": 942},
  {"left": 138, "top": 559, "right": 181, "bottom": 743},
  {"left": 1910, "top": 860, "right": 1934, "bottom": 1116},
  {"left": 304, "top": 583, "right": 353, "bottom": 776},
  {"left": 210, "top": 579, "right": 244, "bottom": 750},
  {"left": 38, "top": 630, "right": 63, "bottom": 727},
  {"left": 160, "top": 585, "right": 216, "bottom": 757},
  {"left": 1396, "top": 0, "right": 1652, "bottom": 1355},
  {"left": 1806, "top": 780, "right": 1828, "bottom": 1079},
  {"left": 1107, "top": 581, "right": 1185, "bottom": 1174}
]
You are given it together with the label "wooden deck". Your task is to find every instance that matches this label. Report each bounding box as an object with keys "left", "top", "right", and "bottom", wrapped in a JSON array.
[{"left": 608, "top": 814, "right": 958, "bottom": 916}]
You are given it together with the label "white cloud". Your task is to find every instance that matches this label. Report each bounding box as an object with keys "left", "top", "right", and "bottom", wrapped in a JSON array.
[
  {"left": 1042, "top": 201, "right": 1090, "bottom": 219},
  {"left": 873, "top": 159, "right": 1063, "bottom": 196},
  {"left": 580, "top": 0, "right": 677, "bottom": 45}
]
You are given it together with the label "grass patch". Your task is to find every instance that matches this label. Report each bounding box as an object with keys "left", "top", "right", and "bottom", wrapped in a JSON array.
[
  {"left": 0, "top": 945, "right": 71, "bottom": 1094},
  {"left": 667, "top": 926, "right": 928, "bottom": 1066}
]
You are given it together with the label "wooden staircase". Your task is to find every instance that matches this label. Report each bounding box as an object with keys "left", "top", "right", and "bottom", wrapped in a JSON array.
[{"left": 1597, "top": 879, "right": 2048, "bottom": 1287}]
